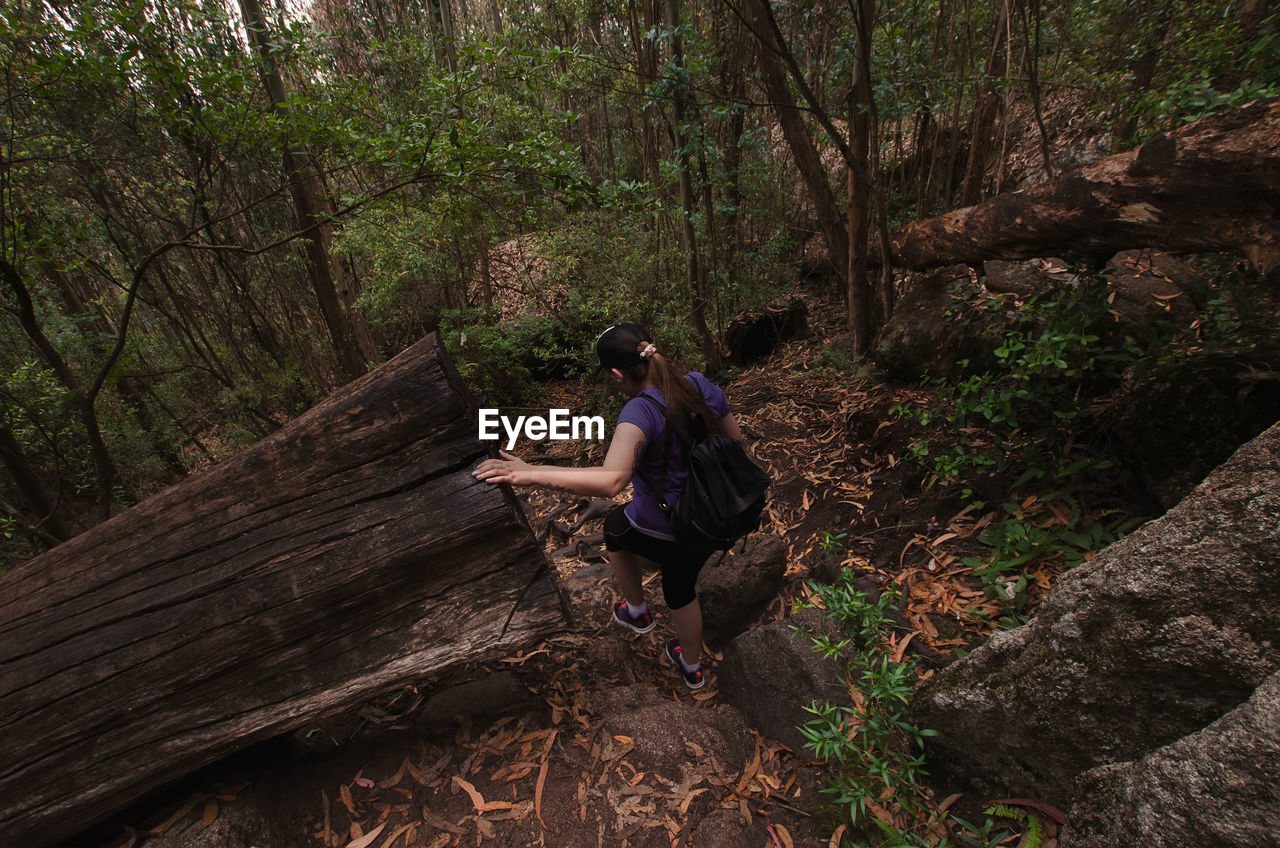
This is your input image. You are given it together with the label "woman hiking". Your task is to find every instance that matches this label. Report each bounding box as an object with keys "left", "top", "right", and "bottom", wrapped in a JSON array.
[{"left": 473, "top": 323, "right": 746, "bottom": 690}]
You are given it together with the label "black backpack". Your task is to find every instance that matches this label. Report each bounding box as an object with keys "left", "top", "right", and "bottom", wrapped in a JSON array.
[{"left": 638, "top": 395, "right": 771, "bottom": 552}]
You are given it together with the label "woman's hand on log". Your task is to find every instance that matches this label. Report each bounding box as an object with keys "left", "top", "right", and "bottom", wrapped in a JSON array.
[{"left": 473, "top": 450, "right": 533, "bottom": 486}]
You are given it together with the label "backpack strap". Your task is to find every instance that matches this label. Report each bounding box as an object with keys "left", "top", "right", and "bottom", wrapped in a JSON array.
[
  {"left": 634, "top": 394, "right": 675, "bottom": 514},
  {"left": 632, "top": 375, "right": 711, "bottom": 503}
]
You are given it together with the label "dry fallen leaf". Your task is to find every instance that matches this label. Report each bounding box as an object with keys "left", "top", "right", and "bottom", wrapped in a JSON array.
[
  {"left": 342, "top": 822, "right": 386, "bottom": 848},
  {"left": 377, "top": 823, "right": 414, "bottom": 848},
  {"left": 340, "top": 784, "right": 356, "bottom": 815},
  {"left": 451, "top": 776, "right": 486, "bottom": 812},
  {"left": 149, "top": 798, "right": 198, "bottom": 837},
  {"left": 535, "top": 759, "right": 550, "bottom": 829}
]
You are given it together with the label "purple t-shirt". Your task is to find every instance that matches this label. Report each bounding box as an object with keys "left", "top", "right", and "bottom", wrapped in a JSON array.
[{"left": 617, "top": 372, "right": 730, "bottom": 540}]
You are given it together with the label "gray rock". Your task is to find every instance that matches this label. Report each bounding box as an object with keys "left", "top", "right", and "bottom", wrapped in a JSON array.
[
  {"left": 1099, "top": 250, "right": 1199, "bottom": 345},
  {"left": 697, "top": 534, "right": 789, "bottom": 643},
  {"left": 561, "top": 560, "right": 614, "bottom": 613},
  {"left": 597, "top": 686, "right": 754, "bottom": 776},
  {"left": 983, "top": 258, "right": 1077, "bottom": 298},
  {"left": 1062, "top": 670, "right": 1280, "bottom": 848},
  {"left": 911, "top": 424, "right": 1280, "bottom": 810},
  {"left": 717, "top": 609, "right": 854, "bottom": 755}
]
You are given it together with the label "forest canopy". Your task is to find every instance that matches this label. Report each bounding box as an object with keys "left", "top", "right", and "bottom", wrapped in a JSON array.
[{"left": 2, "top": 0, "right": 1278, "bottom": 568}]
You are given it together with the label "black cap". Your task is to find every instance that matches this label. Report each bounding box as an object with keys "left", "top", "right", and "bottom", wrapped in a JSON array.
[{"left": 594, "top": 323, "right": 649, "bottom": 371}]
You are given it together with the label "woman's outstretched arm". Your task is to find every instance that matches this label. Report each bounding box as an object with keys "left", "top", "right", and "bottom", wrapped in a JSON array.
[{"left": 473, "top": 422, "right": 646, "bottom": 498}]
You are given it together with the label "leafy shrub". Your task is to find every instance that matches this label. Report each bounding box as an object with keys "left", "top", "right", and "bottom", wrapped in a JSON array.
[
  {"left": 441, "top": 309, "right": 592, "bottom": 405},
  {"left": 962, "top": 494, "right": 1140, "bottom": 628},
  {"left": 894, "top": 275, "right": 1132, "bottom": 489},
  {"left": 797, "top": 572, "right": 1023, "bottom": 847}
]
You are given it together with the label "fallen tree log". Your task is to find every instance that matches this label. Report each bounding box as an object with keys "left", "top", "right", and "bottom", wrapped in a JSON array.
[
  {"left": 0, "top": 334, "right": 565, "bottom": 848},
  {"left": 884, "top": 97, "right": 1280, "bottom": 283}
]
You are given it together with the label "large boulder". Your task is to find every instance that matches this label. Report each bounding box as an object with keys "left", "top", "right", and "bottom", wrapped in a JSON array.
[
  {"left": 873, "top": 266, "right": 1021, "bottom": 381},
  {"left": 716, "top": 609, "right": 854, "bottom": 755},
  {"left": 910, "top": 423, "right": 1280, "bottom": 811},
  {"left": 596, "top": 686, "right": 754, "bottom": 777},
  {"left": 1062, "top": 670, "right": 1280, "bottom": 848},
  {"left": 697, "top": 534, "right": 789, "bottom": 643}
]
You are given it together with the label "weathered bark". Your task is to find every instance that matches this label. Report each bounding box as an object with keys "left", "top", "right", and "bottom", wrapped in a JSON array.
[
  {"left": 885, "top": 98, "right": 1280, "bottom": 284},
  {"left": 0, "top": 334, "right": 565, "bottom": 848}
]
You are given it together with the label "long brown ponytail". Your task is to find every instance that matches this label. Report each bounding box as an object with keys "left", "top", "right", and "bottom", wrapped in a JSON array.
[{"left": 620, "top": 339, "right": 724, "bottom": 439}]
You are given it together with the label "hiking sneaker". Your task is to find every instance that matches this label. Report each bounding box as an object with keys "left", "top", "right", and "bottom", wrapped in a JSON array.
[
  {"left": 665, "top": 638, "right": 706, "bottom": 690},
  {"left": 612, "top": 601, "right": 655, "bottom": 634}
]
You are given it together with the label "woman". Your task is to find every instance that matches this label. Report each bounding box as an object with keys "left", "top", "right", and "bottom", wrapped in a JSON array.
[{"left": 473, "top": 323, "right": 746, "bottom": 690}]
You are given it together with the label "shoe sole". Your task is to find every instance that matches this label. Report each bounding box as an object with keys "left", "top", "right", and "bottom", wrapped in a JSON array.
[
  {"left": 665, "top": 642, "right": 706, "bottom": 690},
  {"left": 613, "top": 608, "right": 655, "bottom": 635}
]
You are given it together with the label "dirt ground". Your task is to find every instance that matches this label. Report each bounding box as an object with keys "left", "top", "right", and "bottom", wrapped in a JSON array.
[{"left": 87, "top": 288, "right": 1065, "bottom": 848}]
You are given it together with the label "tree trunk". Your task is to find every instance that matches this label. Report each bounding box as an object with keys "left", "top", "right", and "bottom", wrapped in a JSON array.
[
  {"left": 0, "top": 335, "right": 565, "bottom": 848},
  {"left": 628, "top": 0, "right": 662, "bottom": 188},
  {"left": 744, "top": 0, "right": 850, "bottom": 282},
  {"left": 1113, "top": 1, "right": 1173, "bottom": 147},
  {"left": 238, "top": 0, "right": 369, "bottom": 383},
  {"left": 437, "top": 0, "right": 458, "bottom": 73},
  {"left": 665, "top": 0, "right": 720, "bottom": 369},
  {"left": 883, "top": 98, "right": 1280, "bottom": 286},
  {"left": 0, "top": 423, "right": 71, "bottom": 544},
  {"left": 845, "top": 0, "right": 875, "bottom": 357},
  {"left": 959, "top": 0, "right": 1017, "bottom": 207}
]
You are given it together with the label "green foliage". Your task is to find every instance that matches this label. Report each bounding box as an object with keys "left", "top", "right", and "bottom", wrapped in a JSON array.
[
  {"left": 797, "top": 572, "right": 1018, "bottom": 847},
  {"left": 982, "top": 804, "right": 1043, "bottom": 848},
  {"left": 441, "top": 309, "right": 588, "bottom": 406},
  {"left": 895, "top": 275, "right": 1133, "bottom": 488},
  {"left": 1061, "top": 2, "right": 1280, "bottom": 139},
  {"left": 961, "top": 494, "right": 1138, "bottom": 628},
  {"left": 798, "top": 579, "right": 941, "bottom": 845},
  {"left": 818, "top": 531, "right": 850, "bottom": 555},
  {"left": 890, "top": 275, "right": 1146, "bottom": 626}
]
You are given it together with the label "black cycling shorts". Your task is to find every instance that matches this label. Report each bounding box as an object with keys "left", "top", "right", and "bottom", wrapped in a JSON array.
[{"left": 603, "top": 505, "right": 712, "bottom": 610}]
